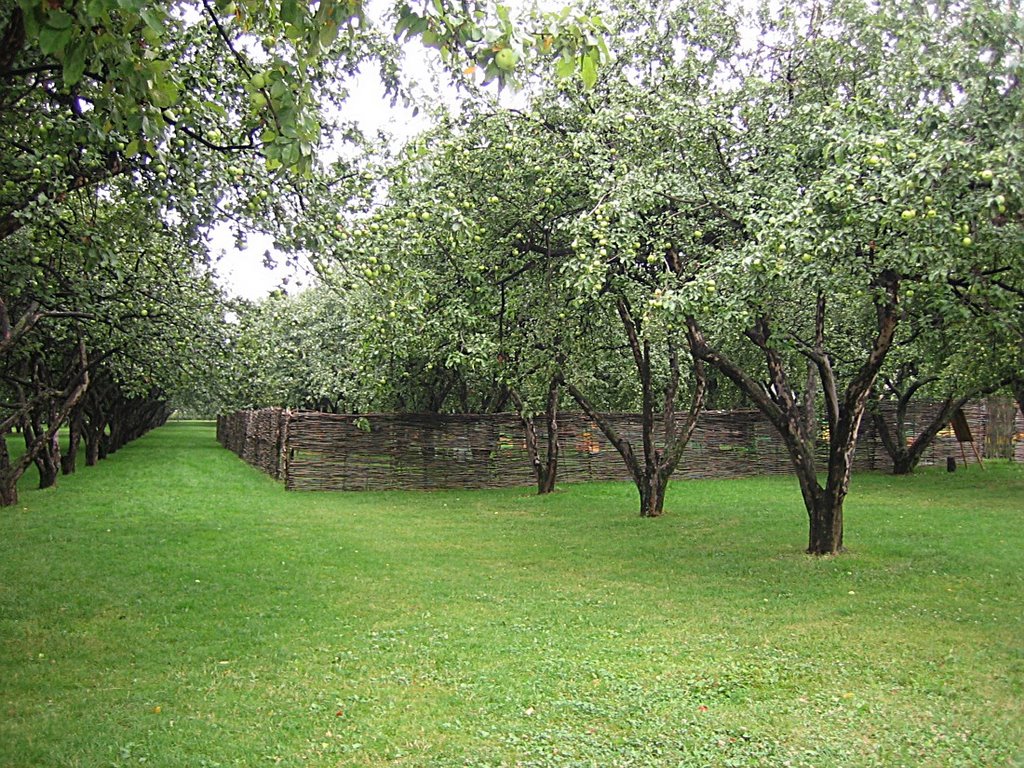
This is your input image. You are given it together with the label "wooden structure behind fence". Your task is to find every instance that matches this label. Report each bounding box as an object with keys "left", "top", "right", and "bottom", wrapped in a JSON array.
[{"left": 216, "top": 399, "right": 1023, "bottom": 492}]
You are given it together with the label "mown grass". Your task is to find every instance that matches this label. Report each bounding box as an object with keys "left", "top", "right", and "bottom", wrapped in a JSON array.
[{"left": 1, "top": 422, "right": 1022, "bottom": 767}]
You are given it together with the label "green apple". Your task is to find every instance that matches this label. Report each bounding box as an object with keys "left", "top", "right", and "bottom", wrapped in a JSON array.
[{"left": 494, "top": 47, "right": 519, "bottom": 72}]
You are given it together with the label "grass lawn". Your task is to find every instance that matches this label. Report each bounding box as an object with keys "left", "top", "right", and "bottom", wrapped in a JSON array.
[{"left": 1, "top": 422, "right": 1022, "bottom": 767}]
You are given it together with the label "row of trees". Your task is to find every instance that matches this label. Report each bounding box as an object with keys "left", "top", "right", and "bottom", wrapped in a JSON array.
[
  {"left": 0, "top": 0, "right": 612, "bottom": 504},
  {"left": 222, "top": 0, "right": 1024, "bottom": 554}
]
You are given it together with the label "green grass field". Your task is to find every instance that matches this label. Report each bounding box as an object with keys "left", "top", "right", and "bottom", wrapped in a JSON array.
[{"left": 1, "top": 422, "right": 1022, "bottom": 767}]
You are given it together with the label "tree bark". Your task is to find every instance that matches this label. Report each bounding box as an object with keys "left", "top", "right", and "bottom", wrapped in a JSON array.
[
  {"left": 873, "top": 371, "right": 1008, "bottom": 474},
  {"left": 873, "top": 396, "right": 966, "bottom": 475},
  {"left": 0, "top": 341, "right": 91, "bottom": 506},
  {"left": 807, "top": 492, "right": 844, "bottom": 555},
  {"left": 61, "top": 406, "right": 84, "bottom": 475},
  {"left": 30, "top": 422, "right": 61, "bottom": 490},
  {"left": 686, "top": 273, "right": 899, "bottom": 555},
  {"left": 638, "top": 468, "right": 671, "bottom": 519},
  {"left": 510, "top": 377, "right": 561, "bottom": 495},
  {"left": 0, "top": 432, "right": 18, "bottom": 506},
  {"left": 566, "top": 297, "right": 705, "bottom": 518}
]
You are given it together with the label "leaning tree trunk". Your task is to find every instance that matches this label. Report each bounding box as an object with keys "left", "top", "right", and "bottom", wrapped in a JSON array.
[
  {"left": 25, "top": 399, "right": 64, "bottom": 491},
  {"left": 0, "top": 340, "right": 91, "bottom": 506},
  {"left": 510, "top": 378, "right": 561, "bottom": 495},
  {"left": 33, "top": 436, "right": 60, "bottom": 490},
  {"left": 61, "top": 406, "right": 84, "bottom": 475}
]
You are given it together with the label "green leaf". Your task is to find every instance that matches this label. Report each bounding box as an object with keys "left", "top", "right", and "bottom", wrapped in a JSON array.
[
  {"left": 318, "top": 21, "right": 339, "bottom": 50},
  {"left": 140, "top": 8, "right": 164, "bottom": 34},
  {"left": 125, "top": 139, "right": 140, "bottom": 157},
  {"left": 38, "top": 24, "right": 73, "bottom": 55},
  {"left": 149, "top": 80, "right": 180, "bottom": 108},
  {"left": 393, "top": 12, "right": 415, "bottom": 40},
  {"left": 204, "top": 100, "right": 228, "bottom": 118},
  {"left": 21, "top": 5, "right": 43, "bottom": 38},
  {"left": 86, "top": 0, "right": 109, "bottom": 18},
  {"left": 555, "top": 54, "right": 576, "bottom": 80},
  {"left": 581, "top": 52, "right": 598, "bottom": 89},
  {"left": 63, "top": 37, "right": 88, "bottom": 86},
  {"left": 141, "top": 25, "right": 161, "bottom": 47},
  {"left": 46, "top": 9, "right": 75, "bottom": 30},
  {"left": 280, "top": 0, "right": 301, "bottom": 27}
]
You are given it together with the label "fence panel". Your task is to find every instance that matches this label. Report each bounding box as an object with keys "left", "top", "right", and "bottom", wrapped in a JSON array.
[{"left": 216, "top": 399, "right": 1017, "bottom": 491}]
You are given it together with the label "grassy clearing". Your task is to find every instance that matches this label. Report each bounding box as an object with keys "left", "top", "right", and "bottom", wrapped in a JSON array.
[{"left": 1, "top": 422, "right": 1022, "bottom": 767}]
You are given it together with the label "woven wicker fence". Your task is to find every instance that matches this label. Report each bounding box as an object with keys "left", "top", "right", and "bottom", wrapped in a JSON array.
[
  {"left": 216, "top": 399, "right": 1022, "bottom": 492},
  {"left": 216, "top": 407, "right": 290, "bottom": 481}
]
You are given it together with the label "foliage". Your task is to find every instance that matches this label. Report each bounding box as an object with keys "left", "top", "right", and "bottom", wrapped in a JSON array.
[
  {"left": 558, "top": 0, "right": 1024, "bottom": 550},
  {"left": 221, "top": 285, "right": 363, "bottom": 412}
]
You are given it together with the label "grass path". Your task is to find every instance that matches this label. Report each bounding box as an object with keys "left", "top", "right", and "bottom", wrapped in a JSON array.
[{"left": 1, "top": 422, "right": 1023, "bottom": 766}]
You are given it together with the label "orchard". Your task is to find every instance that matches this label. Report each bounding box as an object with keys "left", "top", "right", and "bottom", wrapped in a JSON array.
[{"left": 3, "top": 0, "right": 1022, "bottom": 555}]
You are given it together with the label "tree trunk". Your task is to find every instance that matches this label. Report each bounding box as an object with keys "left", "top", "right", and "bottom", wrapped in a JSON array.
[
  {"left": 27, "top": 410, "right": 62, "bottom": 491},
  {"left": 61, "top": 407, "right": 84, "bottom": 475},
  {"left": 0, "top": 436, "right": 17, "bottom": 507},
  {"left": 891, "top": 452, "right": 915, "bottom": 476},
  {"left": 0, "top": 478, "right": 16, "bottom": 506},
  {"left": 874, "top": 385, "right": 1001, "bottom": 475},
  {"left": 807, "top": 492, "right": 844, "bottom": 555},
  {"left": 639, "top": 469, "right": 670, "bottom": 518},
  {"left": 511, "top": 378, "right": 561, "bottom": 495},
  {"left": 84, "top": 423, "right": 103, "bottom": 466},
  {"left": 35, "top": 443, "right": 60, "bottom": 489},
  {"left": 686, "top": 274, "right": 898, "bottom": 556}
]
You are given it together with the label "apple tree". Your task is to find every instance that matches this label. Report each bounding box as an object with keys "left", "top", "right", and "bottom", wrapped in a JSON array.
[{"left": 614, "top": 0, "right": 1024, "bottom": 553}]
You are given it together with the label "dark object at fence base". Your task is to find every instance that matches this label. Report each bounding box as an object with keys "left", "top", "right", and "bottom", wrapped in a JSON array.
[{"left": 947, "top": 457, "right": 956, "bottom": 472}]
